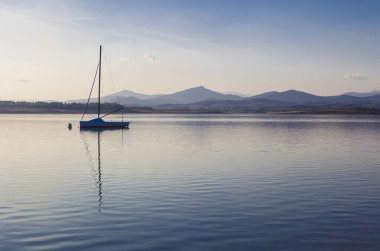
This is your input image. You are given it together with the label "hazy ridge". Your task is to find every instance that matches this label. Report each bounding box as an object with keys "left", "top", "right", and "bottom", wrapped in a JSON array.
[{"left": 2, "top": 87, "right": 380, "bottom": 114}]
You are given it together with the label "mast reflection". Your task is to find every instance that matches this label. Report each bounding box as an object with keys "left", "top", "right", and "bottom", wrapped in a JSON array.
[
  {"left": 97, "top": 131, "right": 102, "bottom": 212},
  {"left": 80, "top": 128, "right": 104, "bottom": 213},
  {"left": 80, "top": 128, "right": 127, "bottom": 213}
]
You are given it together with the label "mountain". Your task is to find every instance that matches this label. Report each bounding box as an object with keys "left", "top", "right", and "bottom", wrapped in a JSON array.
[
  {"left": 67, "top": 96, "right": 148, "bottom": 106},
  {"left": 68, "top": 86, "right": 243, "bottom": 106},
  {"left": 251, "top": 90, "right": 325, "bottom": 103},
  {"left": 157, "top": 90, "right": 380, "bottom": 113},
  {"left": 9, "top": 87, "right": 380, "bottom": 114},
  {"left": 101, "top": 96, "right": 152, "bottom": 106},
  {"left": 105, "top": 90, "right": 163, "bottom": 100},
  {"left": 158, "top": 98, "right": 291, "bottom": 111},
  {"left": 222, "top": 91, "right": 251, "bottom": 97},
  {"left": 67, "top": 87, "right": 380, "bottom": 113},
  {"left": 247, "top": 90, "right": 379, "bottom": 105},
  {"left": 343, "top": 90, "right": 380, "bottom": 97},
  {"left": 139, "top": 86, "right": 242, "bottom": 105}
]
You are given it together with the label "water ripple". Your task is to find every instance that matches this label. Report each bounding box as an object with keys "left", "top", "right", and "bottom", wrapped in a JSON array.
[{"left": 1, "top": 114, "right": 380, "bottom": 250}]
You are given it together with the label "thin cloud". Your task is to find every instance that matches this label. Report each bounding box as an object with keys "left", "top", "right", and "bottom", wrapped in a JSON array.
[
  {"left": 345, "top": 73, "right": 367, "bottom": 81},
  {"left": 142, "top": 53, "right": 156, "bottom": 61},
  {"left": 118, "top": 57, "right": 130, "bottom": 63},
  {"left": 57, "top": 16, "right": 107, "bottom": 22},
  {"left": 16, "top": 78, "right": 32, "bottom": 83}
]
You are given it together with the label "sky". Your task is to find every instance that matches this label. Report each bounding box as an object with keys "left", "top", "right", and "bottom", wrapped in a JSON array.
[{"left": 0, "top": 0, "right": 379, "bottom": 101}]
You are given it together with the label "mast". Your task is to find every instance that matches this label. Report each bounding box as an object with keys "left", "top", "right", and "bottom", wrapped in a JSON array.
[{"left": 98, "top": 45, "right": 102, "bottom": 118}]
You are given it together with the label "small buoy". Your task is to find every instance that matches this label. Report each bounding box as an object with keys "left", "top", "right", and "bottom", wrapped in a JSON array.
[{"left": 68, "top": 123, "right": 72, "bottom": 130}]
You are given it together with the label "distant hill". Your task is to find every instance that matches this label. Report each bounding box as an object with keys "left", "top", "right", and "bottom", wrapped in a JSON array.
[
  {"left": 64, "top": 87, "right": 380, "bottom": 114},
  {"left": 252, "top": 90, "right": 325, "bottom": 103},
  {"left": 222, "top": 91, "right": 251, "bottom": 97},
  {"left": 157, "top": 90, "right": 380, "bottom": 113},
  {"left": 69, "top": 90, "right": 162, "bottom": 104},
  {"left": 343, "top": 90, "right": 380, "bottom": 97},
  {"left": 146, "top": 86, "right": 242, "bottom": 105},
  {"left": 4, "top": 91, "right": 380, "bottom": 114},
  {"left": 249, "top": 90, "right": 375, "bottom": 105},
  {"left": 106, "top": 90, "right": 163, "bottom": 100},
  {"left": 70, "top": 86, "right": 243, "bottom": 106},
  {"left": 104, "top": 96, "right": 151, "bottom": 106}
]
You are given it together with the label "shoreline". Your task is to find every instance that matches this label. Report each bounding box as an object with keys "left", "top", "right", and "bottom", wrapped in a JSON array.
[{"left": 1, "top": 109, "right": 380, "bottom": 115}]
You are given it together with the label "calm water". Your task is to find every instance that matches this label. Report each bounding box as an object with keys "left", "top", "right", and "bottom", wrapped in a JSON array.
[{"left": 1, "top": 114, "right": 380, "bottom": 250}]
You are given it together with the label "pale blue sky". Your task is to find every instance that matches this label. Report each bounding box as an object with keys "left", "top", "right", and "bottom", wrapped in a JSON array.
[{"left": 0, "top": 0, "right": 379, "bottom": 100}]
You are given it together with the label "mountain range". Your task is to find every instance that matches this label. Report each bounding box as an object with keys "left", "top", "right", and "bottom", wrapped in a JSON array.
[
  {"left": 69, "top": 86, "right": 380, "bottom": 113},
  {"left": 70, "top": 86, "right": 242, "bottom": 106},
  {"left": 343, "top": 90, "right": 380, "bottom": 97}
]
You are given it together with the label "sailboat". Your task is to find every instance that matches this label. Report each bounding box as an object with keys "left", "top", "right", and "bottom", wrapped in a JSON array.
[{"left": 80, "top": 45, "right": 129, "bottom": 129}]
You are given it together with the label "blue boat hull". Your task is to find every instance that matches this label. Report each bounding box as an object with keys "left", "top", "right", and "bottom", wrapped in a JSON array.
[{"left": 80, "top": 118, "right": 129, "bottom": 129}]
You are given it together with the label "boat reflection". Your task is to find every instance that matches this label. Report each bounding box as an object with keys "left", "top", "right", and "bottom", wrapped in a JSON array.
[
  {"left": 96, "top": 131, "right": 102, "bottom": 213},
  {"left": 80, "top": 130, "right": 103, "bottom": 212},
  {"left": 80, "top": 128, "right": 128, "bottom": 213},
  {"left": 80, "top": 127, "right": 129, "bottom": 133}
]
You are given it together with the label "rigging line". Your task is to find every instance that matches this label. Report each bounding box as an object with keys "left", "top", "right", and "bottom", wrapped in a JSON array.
[
  {"left": 81, "top": 63, "right": 100, "bottom": 121},
  {"left": 99, "top": 107, "right": 123, "bottom": 119},
  {"left": 102, "top": 48, "right": 121, "bottom": 105}
]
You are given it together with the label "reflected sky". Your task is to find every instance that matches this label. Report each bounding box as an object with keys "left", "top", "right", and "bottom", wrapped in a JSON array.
[{"left": 1, "top": 114, "right": 380, "bottom": 250}]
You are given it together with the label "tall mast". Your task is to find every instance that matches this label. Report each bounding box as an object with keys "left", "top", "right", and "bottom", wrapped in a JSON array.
[{"left": 98, "top": 45, "right": 102, "bottom": 118}]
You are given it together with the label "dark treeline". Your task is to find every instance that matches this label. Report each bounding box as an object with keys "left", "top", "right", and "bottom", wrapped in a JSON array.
[
  {"left": 1, "top": 100, "right": 380, "bottom": 114},
  {"left": 0, "top": 101, "right": 122, "bottom": 109},
  {"left": 0, "top": 101, "right": 153, "bottom": 114}
]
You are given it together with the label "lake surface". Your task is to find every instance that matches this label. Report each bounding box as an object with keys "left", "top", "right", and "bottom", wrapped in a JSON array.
[{"left": 1, "top": 114, "right": 380, "bottom": 250}]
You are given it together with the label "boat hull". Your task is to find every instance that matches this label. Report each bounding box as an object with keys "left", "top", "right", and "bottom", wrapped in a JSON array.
[{"left": 80, "top": 119, "right": 129, "bottom": 129}]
